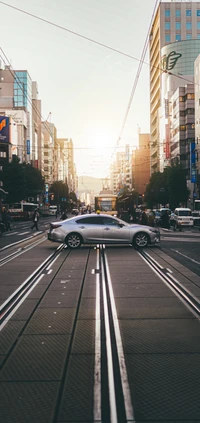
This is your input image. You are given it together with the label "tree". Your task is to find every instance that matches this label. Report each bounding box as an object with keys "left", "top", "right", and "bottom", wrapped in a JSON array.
[
  {"left": 165, "top": 165, "right": 190, "bottom": 209},
  {"left": 145, "top": 171, "right": 169, "bottom": 208},
  {"left": 2, "top": 157, "right": 26, "bottom": 203},
  {"left": 2, "top": 158, "right": 44, "bottom": 203},
  {"left": 22, "top": 163, "right": 44, "bottom": 199},
  {"left": 144, "top": 165, "right": 190, "bottom": 209},
  {"left": 50, "top": 181, "right": 69, "bottom": 207}
]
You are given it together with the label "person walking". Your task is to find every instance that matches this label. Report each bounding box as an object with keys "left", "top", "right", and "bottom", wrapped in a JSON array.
[
  {"left": 31, "top": 208, "right": 39, "bottom": 230},
  {"left": 2, "top": 209, "right": 12, "bottom": 231}
]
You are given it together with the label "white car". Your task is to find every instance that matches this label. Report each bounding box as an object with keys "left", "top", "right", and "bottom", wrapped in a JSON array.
[
  {"left": 48, "top": 213, "right": 160, "bottom": 249},
  {"left": 174, "top": 208, "right": 193, "bottom": 231}
]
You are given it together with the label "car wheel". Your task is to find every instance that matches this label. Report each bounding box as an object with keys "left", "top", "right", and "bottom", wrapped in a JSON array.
[
  {"left": 133, "top": 232, "right": 150, "bottom": 248},
  {"left": 66, "top": 233, "right": 82, "bottom": 249}
]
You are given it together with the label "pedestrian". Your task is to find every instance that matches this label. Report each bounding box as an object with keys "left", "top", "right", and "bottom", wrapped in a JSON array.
[
  {"left": 141, "top": 209, "right": 148, "bottom": 225},
  {"left": 31, "top": 208, "right": 39, "bottom": 230},
  {"left": 161, "top": 210, "right": 170, "bottom": 229},
  {"left": 61, "top": 211, "right": 68, "bottom": 220},
  {"left": 2, "top": 209, "right": 12, "bottom": 231}
]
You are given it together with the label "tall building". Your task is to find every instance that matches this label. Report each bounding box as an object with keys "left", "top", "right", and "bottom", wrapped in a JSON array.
[
  {"left": 0, "top": 66, "right": 34, "bottom": 162},
  {"left": 194, "top": 54, "right": 200, "bottom": 198},
  {"left": 56, "top": 138, "right": 76, "bottom": 192},
  {"left": 132, "top": 134, "right": 150, "bottom": 195},
  {"left": 150, "top": 0, "right": 200, "bottom": 174}
]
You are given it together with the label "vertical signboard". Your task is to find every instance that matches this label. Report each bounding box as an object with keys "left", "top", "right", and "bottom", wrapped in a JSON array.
[
  {"left": 190, "top": 142, "right": 196, "bottom": 183},
  {"left": 45, "top": 183, "right": 49, "bottom": 203},
  {"left": 0, "top": 116, "right": 10, "bottom": 143},
  {"left": 27, "top": 140, "right": 30, "bottom": 155}
]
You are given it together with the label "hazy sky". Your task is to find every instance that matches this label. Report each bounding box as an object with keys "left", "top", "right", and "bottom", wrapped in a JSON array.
[{"left": 0, "top": 0, "right": 156, "bottom": 177}]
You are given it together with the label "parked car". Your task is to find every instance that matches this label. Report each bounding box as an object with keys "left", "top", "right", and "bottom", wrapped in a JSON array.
[
  {"left": 48, "top": 213, "right": 160, "bottom": 249},
  {"left": 173, "top": 208, "right": 193, "bottom": 231}
]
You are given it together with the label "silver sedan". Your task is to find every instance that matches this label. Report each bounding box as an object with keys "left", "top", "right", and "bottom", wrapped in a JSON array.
[{"left": 48, "top": 214, "right": 160, "bottom": 249}]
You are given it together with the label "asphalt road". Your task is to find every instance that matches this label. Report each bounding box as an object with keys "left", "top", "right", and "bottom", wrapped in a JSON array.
[{"left": 1, "top": 223, "right": 200, "bottom": 422}]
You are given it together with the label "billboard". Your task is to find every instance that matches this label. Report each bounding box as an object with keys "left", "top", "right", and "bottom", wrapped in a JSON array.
[{"left": 0, "top": 116, "right": 10, "bottom": 143}]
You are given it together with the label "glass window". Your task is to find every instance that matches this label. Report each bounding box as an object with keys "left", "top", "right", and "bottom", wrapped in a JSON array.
[
  {"left": 176, "top": 22, "right": 181, "bottom": 30},
  {"left": 165, "top": 22, "right": 170, "bottom": 30},
  {"left": 165, "top": 34, "right": 170, "bottom": 42},
  {"left": 176, "top": 9, "right": 181, "bottom": 17},
  {"left": 186, "top": 22, "right": 192, "bottom": 29},
  {"left": 102, "top": 217, "right": 119, "bottom": 226},
  {"left": 197, "top": 10, "right": 200, "bottom": 16},
  {"left": 186, "top": 9, "right": 192, "bottom": 17},
  {"left": 197, "top": 22, "right": 200, "bottom": 29},
  {"left": 165, "top": 9, "right": 170, "bottom": 17},
  {"left": 198, "top": 34, "right": 200, "bottom": 39},
  {"left": 76, "top": 216, "right": 104, "bottom": 225},
  {"left": 186, "top": 34, "right": 192, "bottom": 39},
  {"left": 176, "top": 34, "right": 181, "bottom": 41}
]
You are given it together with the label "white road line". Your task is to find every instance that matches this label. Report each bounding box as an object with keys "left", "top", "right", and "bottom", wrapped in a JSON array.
[
  {"left": 171, "top": 249, "right": 200, "bottom": 265},
  {"left": 0, "top": 274, "right": 44, "bottom": 330},
  {"left": 102, "top": 253, "right": 118, "bottom": 423},
  {"left": 93, "top": 248, "right": 101, "bottom": 422},
  {"left": 17, "top": 231, "right": 30, "bottom": 236},
  {"left": 4, "top": 232, "right": 18, "bottom": 236},
  {"left": 104, "top": 253, "right": 135, "bottom": 422}
]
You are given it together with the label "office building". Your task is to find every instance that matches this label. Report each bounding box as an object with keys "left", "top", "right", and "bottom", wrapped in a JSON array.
[{"left": 150, "top": 1, "right": 200, "bottom": 174}]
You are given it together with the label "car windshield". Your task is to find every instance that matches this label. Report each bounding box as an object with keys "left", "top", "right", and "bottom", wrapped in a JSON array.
[{"left": 178, "top": 210, "right": 192, "bottom": 216}]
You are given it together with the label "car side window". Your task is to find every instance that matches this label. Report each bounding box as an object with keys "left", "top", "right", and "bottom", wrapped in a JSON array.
[
  {"left": 76, "top": 217, "right": 104, "bottom": 225},
  {"left": 102, "top": 217, "right": 119, "bottom": 226}
]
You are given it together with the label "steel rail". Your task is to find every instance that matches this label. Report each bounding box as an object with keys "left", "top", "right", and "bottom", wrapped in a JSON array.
[
  {"left": 0, "top": 243, "right": 64, "bottom": 326},
  {"left": 0, "top": 235, "right": 46, "bottom": 267},
  {"left": 139, "top": 250, "right": 200, "bottom": 317},
  {"left": 99, "top": 246, "right": 134, "bottom": 423}
]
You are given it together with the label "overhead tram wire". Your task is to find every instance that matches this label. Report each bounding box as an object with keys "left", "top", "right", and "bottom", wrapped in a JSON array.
[
  {"left": 1, "top": 1, "right": 198, "bottom": 165},
  {"left": 111, "top": 0, "right": 160, "bottom": 159},
  {"left": 0, "top": 1, "right": 199, "bottom": 89},
  {"left": 0, "top": 48, "right": 54, "bottom": 140}
]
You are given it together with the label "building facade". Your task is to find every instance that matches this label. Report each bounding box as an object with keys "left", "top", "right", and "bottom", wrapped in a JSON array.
[
  {"left": 150, "top": 1, "right": 200, "bottom": 174},
  {"left": 132, "top": 133, "right": 151, "bottom": 195}
]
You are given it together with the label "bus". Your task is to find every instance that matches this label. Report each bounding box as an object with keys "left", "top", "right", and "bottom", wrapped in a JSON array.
[
  {"left": 8, "top": 202, "right": 38, "bottom": 221},
  {"left": 95, "top": 193, "right": 118, "bottom": 216}
]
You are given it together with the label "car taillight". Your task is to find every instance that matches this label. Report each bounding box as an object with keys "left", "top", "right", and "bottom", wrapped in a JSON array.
[{"left": 50, "top": 224, "right": 62, "bottom": 229}]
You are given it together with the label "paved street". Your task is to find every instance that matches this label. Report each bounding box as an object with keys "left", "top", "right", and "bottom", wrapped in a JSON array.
[{"left": 0, "top": 227, "right": 200, "bottom": 422}]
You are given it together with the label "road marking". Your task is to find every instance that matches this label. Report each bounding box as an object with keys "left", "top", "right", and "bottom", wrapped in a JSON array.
[
  {"left": 4, "top": 232, "right": 18, "bottom": 236},
  {"left": 17, "top": 231, "right": 30, "bottom": 236},
  {"left": 171, "top": 249, "right": 200, "bottom": 265},
  {"left": 94, "top": 248, "right": 101, "bottom": 421}
]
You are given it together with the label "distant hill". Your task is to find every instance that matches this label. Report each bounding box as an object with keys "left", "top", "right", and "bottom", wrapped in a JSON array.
[{"left": 78, "top": 176, "right": 103, "bottom": 195}]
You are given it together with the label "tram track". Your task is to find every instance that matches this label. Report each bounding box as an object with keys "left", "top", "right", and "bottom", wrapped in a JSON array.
[
  {"left": 1, "top": 244, "right": 200, "bottom": 422},
  {"left": 139, "top": 249, "right": 200, "bottom": 317},
  {"left": 0, "top": 243, "right": 65, "bottom": 328},
  {"left": 0, "top": 235, "right": 46, "bottom": 267}
]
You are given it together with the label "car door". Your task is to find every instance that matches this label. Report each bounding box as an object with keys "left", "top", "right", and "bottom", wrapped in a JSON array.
[
  {"left": 102, "top": 216, "right": 130, "bottom": 243},
  {"left": 75, "top": 216, "right": 104, "bottom": 242}
]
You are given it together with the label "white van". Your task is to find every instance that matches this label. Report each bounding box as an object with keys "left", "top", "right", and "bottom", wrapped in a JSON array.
[
  {"left": 174, "top": 208, "right": 193, "bottom": 231},
  {"left": 49, "top": 205, "right": 58, "bottom": 216}
]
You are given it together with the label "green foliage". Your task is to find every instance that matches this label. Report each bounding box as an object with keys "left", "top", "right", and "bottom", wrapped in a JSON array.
[
  {"left": 50, "top": 181, "right": 69, "bottom": 205},
  {"left": 2, "top": 159, "right": 44, "bottom": 203},
  {"left": 145, "top": 165, "right": 190, "bottom": 209}
]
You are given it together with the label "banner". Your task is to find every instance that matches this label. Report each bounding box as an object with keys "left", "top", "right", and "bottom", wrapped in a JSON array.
[{"left": 0, "top": 116, "right": 9, "bottom": 143}]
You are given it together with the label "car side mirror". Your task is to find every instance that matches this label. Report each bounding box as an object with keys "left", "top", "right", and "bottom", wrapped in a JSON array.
[{"left": 118, "top": 223, "right": 124, "bottom": 228}]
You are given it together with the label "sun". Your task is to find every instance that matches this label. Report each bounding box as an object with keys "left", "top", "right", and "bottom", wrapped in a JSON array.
[{"left": 87, "top": 127, "right": 115, "bottom": 155}]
